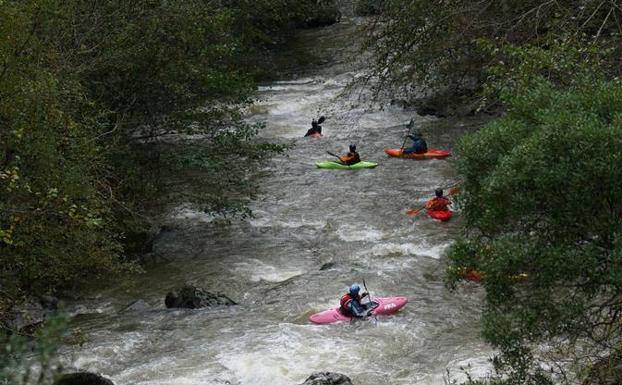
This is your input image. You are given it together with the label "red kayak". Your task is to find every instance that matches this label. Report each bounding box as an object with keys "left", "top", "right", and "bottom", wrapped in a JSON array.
[
  {"left": 427, "top": 209, "right": 453, "bottom": 221},
  {"left": 384, "top": 148, "right": 450, "bottom": 159}
]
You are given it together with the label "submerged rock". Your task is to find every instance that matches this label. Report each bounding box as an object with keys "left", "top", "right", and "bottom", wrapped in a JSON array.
[
  {"left": 319, "top": 262, "right": 336, "bottom": 271},
  {"left": 299, "top": 372, "right": 353, "bottom": 385},
  {"left": 120, "top": 299, "right": 151, "bottom": 313},
  {"left": 54, "top": 372, "right": 114, "bottom": 385},
  {"left": 165, "top": 285, "right": 236, "bottom": 309}
]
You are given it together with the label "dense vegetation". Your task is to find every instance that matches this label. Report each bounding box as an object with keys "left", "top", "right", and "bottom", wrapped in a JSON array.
[
  {"left": 358, "top": 1, "right": 622, "bottom": 112},
  {"left": 360, "top": 1, "right": 622, "bottom": 384},
  {"left": 0, "top": 0, "right": 338, "bottom": 309},
  {"left": 1, "top": 315, "right": 67, "bottom": 384}
]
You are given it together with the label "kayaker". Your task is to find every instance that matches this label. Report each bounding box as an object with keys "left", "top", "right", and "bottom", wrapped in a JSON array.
[
  {"left": 338, "top": 144, "right": 361, "bottom": 165},
  {"left": 304, "top": 119, "right": 322, "bottom": 137},
  {"left": 340, "top": 284, "right": 371, "bottom": 317},
  {"left": 426, "top": 188, "right": 450, "bottom": 211},
  {"left": 403, "top": 132, "right": 428, "bottom": 154}
]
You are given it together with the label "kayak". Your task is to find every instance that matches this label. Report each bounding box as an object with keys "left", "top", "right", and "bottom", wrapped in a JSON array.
[
  {"left": 384, "top": 148, "right": 450, "bottom": 159},
  {"left": 315, "top": 161, "right": 378, "bottom": 169},
  {"left": 456, "top": 268, "right": 528, "bottom": 283},
  {"left": 309, "top": 296, "right": 408, "bottom": 324},
  {"left": 427, "top": 209, "right": 453, "bottom": 221}
]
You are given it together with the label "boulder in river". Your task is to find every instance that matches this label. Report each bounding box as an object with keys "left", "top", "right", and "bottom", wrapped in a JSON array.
[
  {"left": 165, "top": 285, "right": 236, "bottom": 309},
  {"left": 299, "top": 372, "right": 353, "bottom": 385},
  {"left": 54, "top": 372, "right": 114, "bottom": 385},
  {"left": 2, "top": 298, "right": 46, "bottom": 334},
  {"left": 319, "top": 262, "right": 336, "bottom": 271}
]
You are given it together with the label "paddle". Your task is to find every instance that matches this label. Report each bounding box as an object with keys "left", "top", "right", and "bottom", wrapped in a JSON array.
[
  {"left": 362, "top": 279, "right": 378, "bottom": 323},
  {"left": 406, "top": 186, "right": 461, "bottom": 218},
  {"left": 400, "top": 119, "right": 415, "bottom": 150},
  {"left": 318, "top": 116, "right": 326, "bottom": 124},
  {"left": 326, "top": 151, "right": 341, "bottom": 160}
]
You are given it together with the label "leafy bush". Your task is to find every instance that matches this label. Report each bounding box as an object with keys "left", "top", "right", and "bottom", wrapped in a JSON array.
[{"left": 448, "top": 55, "right": 622, "bottom": 383}]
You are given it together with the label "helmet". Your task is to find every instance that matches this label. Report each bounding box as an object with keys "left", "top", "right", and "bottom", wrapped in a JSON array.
[
  {"left": 349, "top": 144, "right": 356, "bottom": 152},
  {"left": 312, "top": 118, "right": 317, "bottom": 124},
  {"left": 349, "top": 284, "right": 360, "bottom": 295},
  {"left": 435, "top": 188, "right": 443, "bottom": 197}
]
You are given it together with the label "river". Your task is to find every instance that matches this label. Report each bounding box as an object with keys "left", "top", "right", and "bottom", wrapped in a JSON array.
[{"left": 60, "top": 15, "right": 494, "bottom": 385}]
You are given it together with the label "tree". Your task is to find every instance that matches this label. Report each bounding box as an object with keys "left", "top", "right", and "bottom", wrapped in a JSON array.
[
  {"left": 0, "top": 0, "right": 338, "bottom": 300},
  {"left": 447, "top": 47, "right": 622, "bottom": 383},
  {"left": 357, "top": 0, "right": 622, "bottom": 111}
]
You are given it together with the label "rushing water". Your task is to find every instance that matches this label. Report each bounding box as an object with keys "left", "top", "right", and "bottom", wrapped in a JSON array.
[{"left": 60, "top": 16, "right": 495, "bottom": 385}]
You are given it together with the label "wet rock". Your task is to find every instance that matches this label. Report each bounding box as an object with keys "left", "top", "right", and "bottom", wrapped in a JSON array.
[
  {"left": 319, "top": 262, "right": 336, "bottom": 271},
  {"left": 2, "top": 299, "right": 46, "bottom": 334},
  {"left": 165, "top": 285, "right": 236, "bottom": 309},
  {"left": 299, "top": 372, "right": 353, "bottom": 385},
  {"left": 120, "top": 299, "right": 151, "bottom": 313},
  {"left": 54, "top": 372, "right": 114, "bottom": 385},
  {"left": 39, "top": 295, "right": 59, "bottom": 310},
  {"left": 296, "top": 5, "right": 341, "bottom": 28}
]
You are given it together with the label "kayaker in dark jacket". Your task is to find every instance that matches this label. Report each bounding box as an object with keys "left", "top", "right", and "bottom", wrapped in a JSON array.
[
  {"left": 304, "top": 119, "right": 322, "bottom": 137},
  {"left": 339, "top": 144, "right": 361, "bottom": 165},
  {"left": 403, "top": 132, "right": 428, "bottom": 154},
  {"left": 340, "top": 284, "right": 370, "bottom": 317},
  {"left": 426, "top": 188, "right": 450, "bottom": 211}
]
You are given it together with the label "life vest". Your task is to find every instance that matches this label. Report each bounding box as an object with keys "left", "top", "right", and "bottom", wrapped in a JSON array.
[
  {"left": 338, "top": 154, "right": 352, "bottom": 163},
  {"left": 426, "top": 196, "right": 450, "bottom": 211},
  {"left": 339, "top": 152, "right": 360, "bottom": 165},
  {"left": 340, "top": 293, "right": 353, "bottom": 312}
]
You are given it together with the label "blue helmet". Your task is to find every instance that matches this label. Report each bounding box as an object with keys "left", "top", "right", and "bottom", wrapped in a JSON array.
[{"left": 349, "top": 284, "right": 360, "bottom": 295}]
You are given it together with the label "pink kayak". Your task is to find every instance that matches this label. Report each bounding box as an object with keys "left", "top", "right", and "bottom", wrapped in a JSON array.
[
  {"left": 384, "top": 148, "right": 450, "bottom": 159},
  {"left": 427, "top": 209, "right": 453, "bottom": 222},
  {"left": 309, "top": 297, "right": 408, "bottom": 324}
]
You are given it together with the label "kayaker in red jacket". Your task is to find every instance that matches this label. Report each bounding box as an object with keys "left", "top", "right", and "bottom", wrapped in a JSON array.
[
  {"left": 426, "top": 188, "right": 450, "bottom": 211},
  {"left": 340, "top": 284, "right": 370, "bottom": 317},
  {"left": 338, "top": 144, "right": 361, "bottom": 165}
]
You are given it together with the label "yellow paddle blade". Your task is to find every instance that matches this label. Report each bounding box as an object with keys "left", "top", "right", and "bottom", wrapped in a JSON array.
[{"left": 448, "top": 187, "right": 461, "bottom": 195}]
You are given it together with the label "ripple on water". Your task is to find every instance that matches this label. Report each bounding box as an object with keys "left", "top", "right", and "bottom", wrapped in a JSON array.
[
  {"left": 231, "top": 259, "right": 304, "bottom": 283},
  {"left": 363, "top": 241, "right": 452, "bottom": 260},
  {"left": 335, "top": 224, "right": 384, "bottom": 242},
  {"left": 216, "top": 323, "right": 364, "bottom": 385}
]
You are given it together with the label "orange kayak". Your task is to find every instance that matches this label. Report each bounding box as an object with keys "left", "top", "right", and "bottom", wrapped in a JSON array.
[
  {"left": 384, "top": 148, "right": 450, "bottom": 159},
  {"left": 427, "top": 209, "right": 453, "bottom": 221}
]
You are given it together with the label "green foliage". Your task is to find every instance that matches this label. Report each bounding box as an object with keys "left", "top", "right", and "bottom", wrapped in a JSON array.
[
  {"left": 358, "top": 0, "right": 622, "bottom": 382},
  {"left": 359, "top": 0, "right": 622, "bottom": 106},
  {"left": 448, "top": 61, "right": 622, "bottom": 383},
  {"left": 355, "top": 0, "right": 383, "bottom": 16},
  {"left": 0, "top": 1, "right": 129, "bottom": 296},
  {"left": 0, "top": 315, "right": 67, "bottom": 385},
  {"left": 0, "top": 0, "right": 335, "bottom": 300}
]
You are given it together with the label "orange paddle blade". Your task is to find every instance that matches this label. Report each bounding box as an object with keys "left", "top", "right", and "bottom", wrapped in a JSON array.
[
  {"left": 406, "top": 207, "right": 423, "bottom": 217},
  {"left": 448, "top": 187, "right": 460, "bottom": 195}
]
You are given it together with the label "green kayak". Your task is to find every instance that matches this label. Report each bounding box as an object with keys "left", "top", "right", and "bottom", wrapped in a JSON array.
[{"left": 315, "top": 161, "right": 378, "bottom": 169}]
